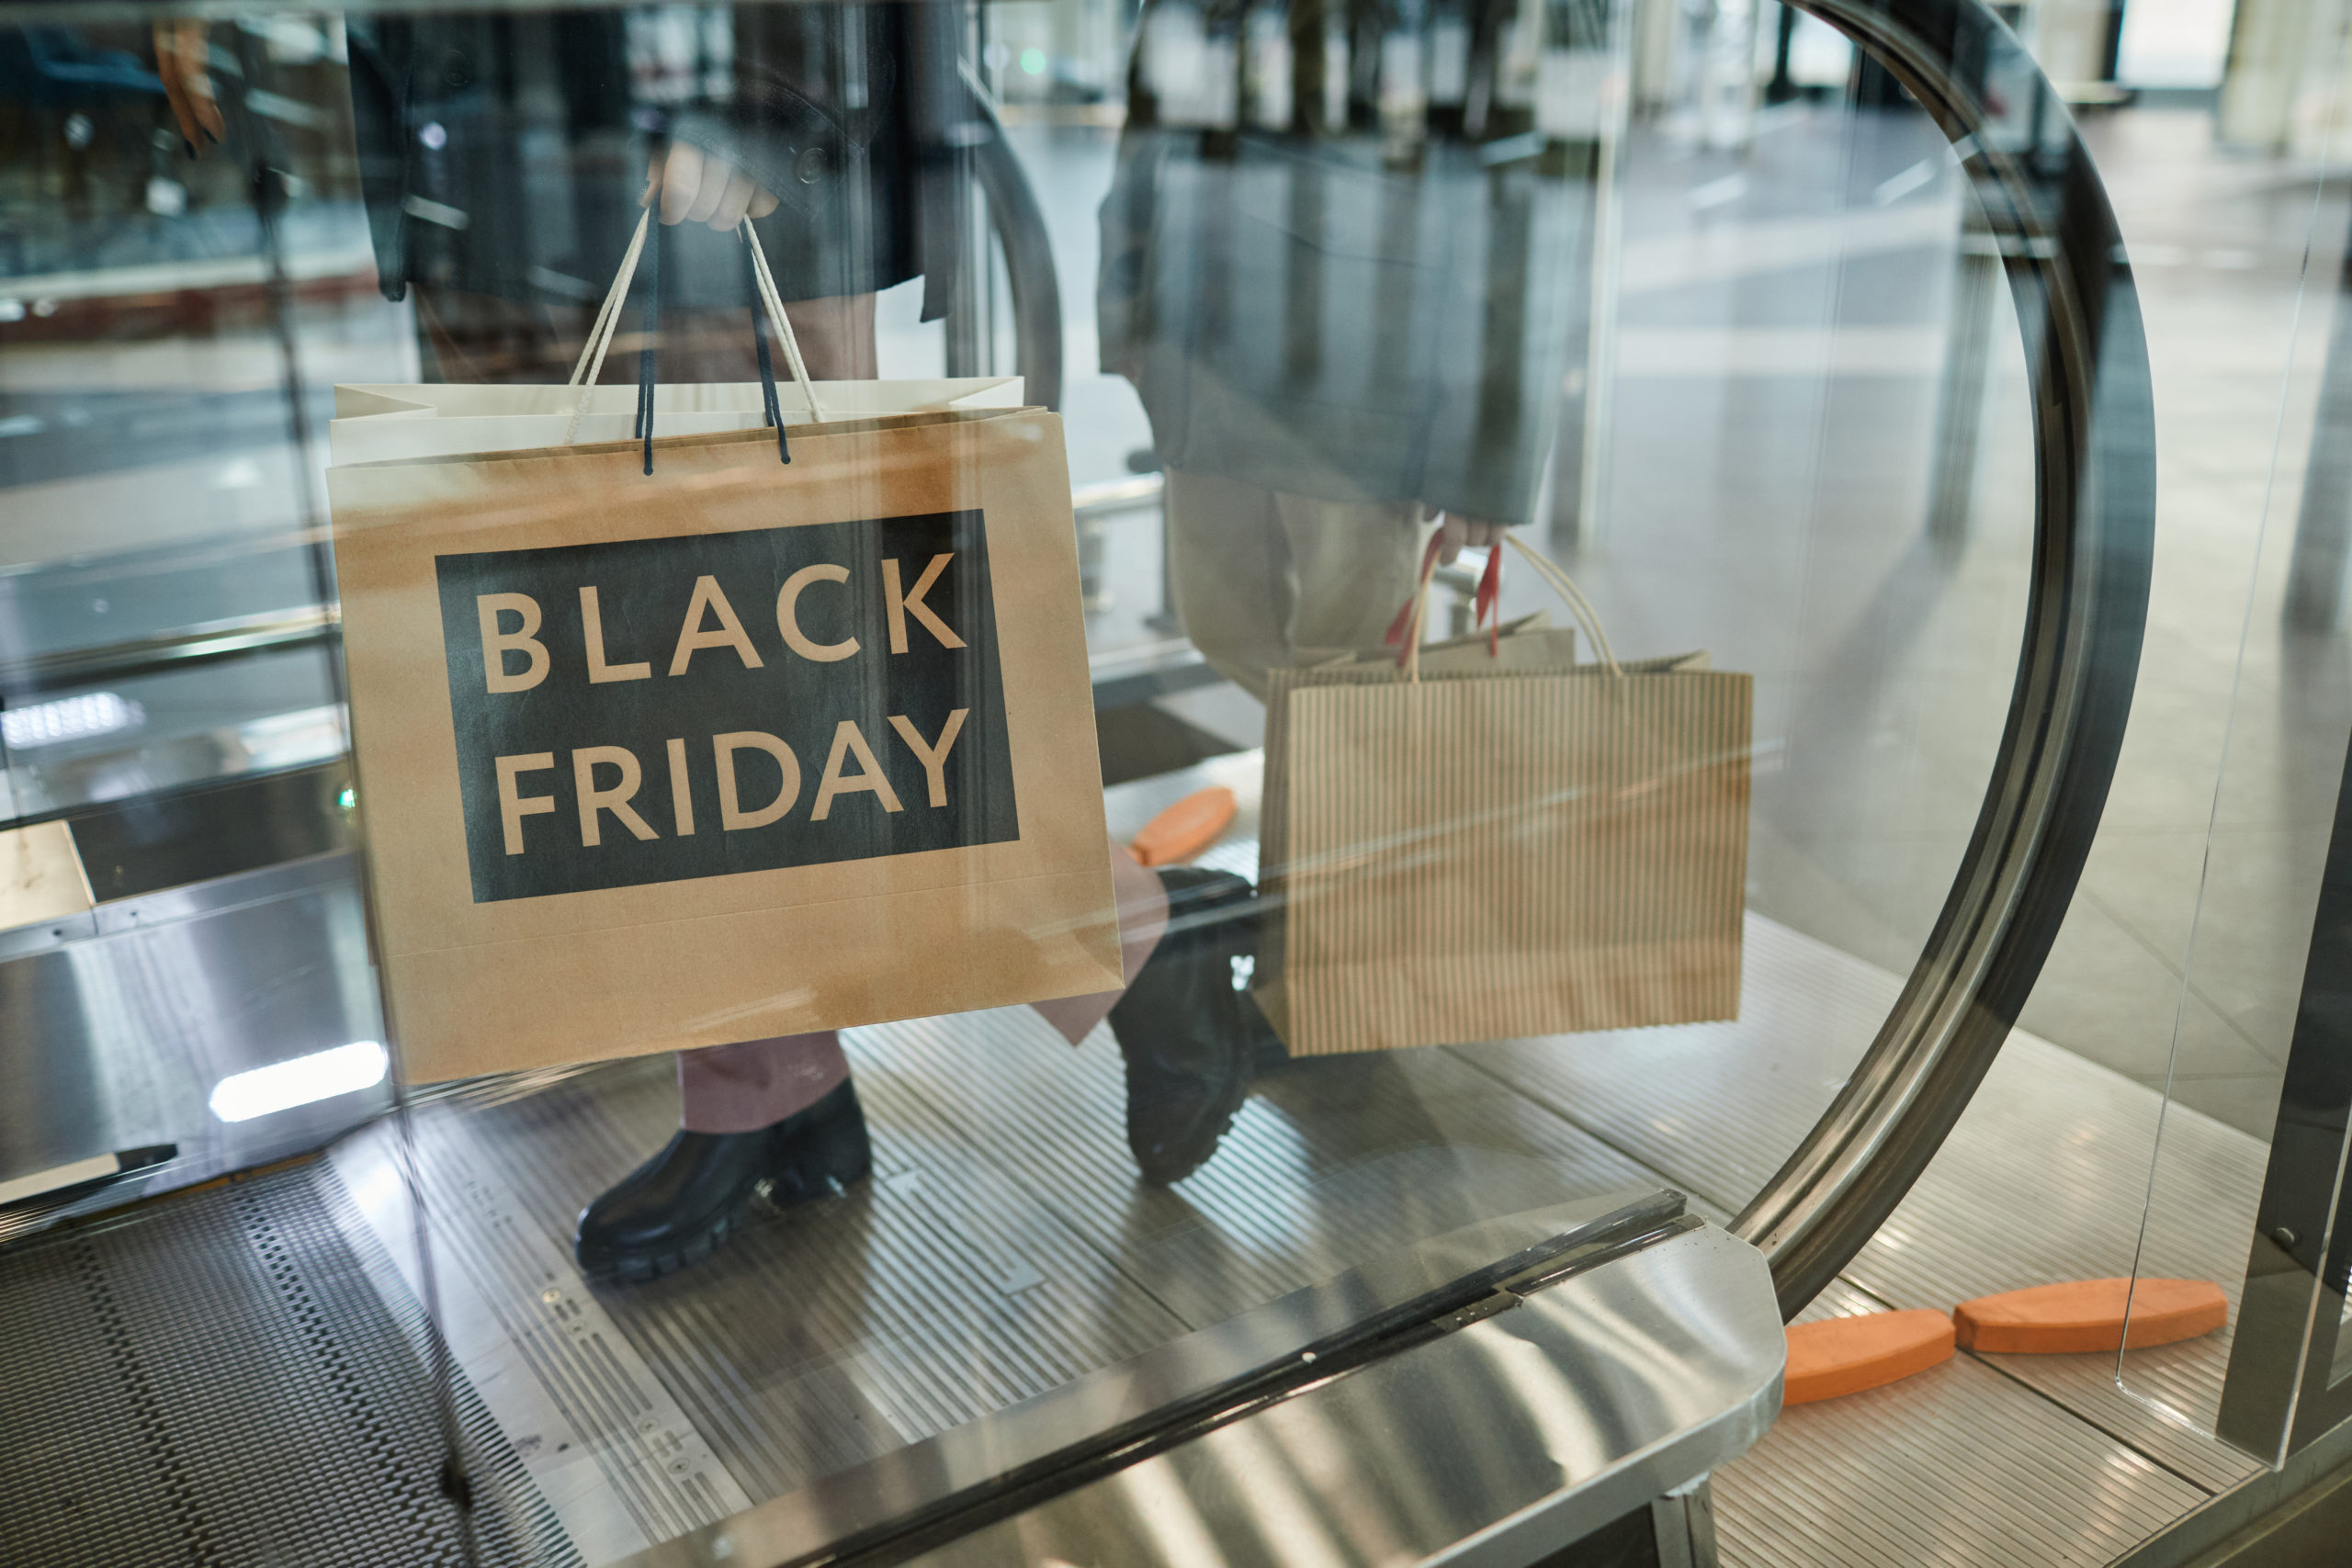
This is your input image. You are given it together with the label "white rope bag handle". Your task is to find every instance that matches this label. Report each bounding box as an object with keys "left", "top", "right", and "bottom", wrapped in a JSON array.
[
  {"left": 560, "top": 209, "right": 828, "bottom": 448},
  {"left": 1396, "top": 532, "right": 1624, "bottom": 683}
]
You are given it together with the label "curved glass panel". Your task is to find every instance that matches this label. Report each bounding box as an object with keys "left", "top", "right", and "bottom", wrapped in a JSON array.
[
  {"left": 2121, "top": 47, "right": 2352, "bottom": 1465},
  {"left": 1, "top": 0, "right": 2285, "bottom": 1562}
]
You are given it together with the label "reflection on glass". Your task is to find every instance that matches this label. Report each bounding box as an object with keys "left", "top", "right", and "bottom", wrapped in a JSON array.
[{"left": 7, "top": 0, "right": 2328, "bottom": 1559}]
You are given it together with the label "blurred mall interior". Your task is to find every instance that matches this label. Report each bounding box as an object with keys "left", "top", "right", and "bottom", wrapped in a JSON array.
[{"left": 7, "top": 0, "right": 2352, "bottom": 1562}]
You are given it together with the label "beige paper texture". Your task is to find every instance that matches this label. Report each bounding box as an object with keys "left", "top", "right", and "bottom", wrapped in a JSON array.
[
  {"left": 1257, "top": 646, "right": 1751, "bottom": 1055},
  {"left": 328, "top": 410, "right": 1122, "bottom": 1081}
]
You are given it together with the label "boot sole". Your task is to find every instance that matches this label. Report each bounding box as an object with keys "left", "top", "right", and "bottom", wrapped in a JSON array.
[{"left": 583, "top": 1097, "right": 874, "bottom": 1284}]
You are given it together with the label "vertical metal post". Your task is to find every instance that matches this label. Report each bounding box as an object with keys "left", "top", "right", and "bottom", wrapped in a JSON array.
[
  {"left": 2287, "top": 205, "right": 2352, "bottom": 629},
  {"left": 1648, "top": 1476, "right": 1721, "bottom": 1568},
  {"left": 2220, "top": 717, "right": 2352, "bottom": 1459},
  {"left": 1927, "top": 214, "right": 2001, "bottom": 542},
  {"left": 945, "top": 0, "right": 988, "bottom": 378}
]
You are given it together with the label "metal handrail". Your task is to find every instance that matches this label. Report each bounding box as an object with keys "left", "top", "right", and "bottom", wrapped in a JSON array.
[
  {"left": 0, "top": 606, "right": 338, "bottom": 697},
  {"left": 1729, "top": 0, "right": 2155, "bottom": 1316}
]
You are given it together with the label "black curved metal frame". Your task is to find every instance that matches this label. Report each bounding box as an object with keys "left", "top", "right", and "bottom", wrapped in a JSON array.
[
  {"left": 924, "top": 0, "right": 2158, "bottom": 1330},
  {"left": 1728, "top": 0, "right": 2156, "bottom": 1315},
  {"left": 960, "top": 62, "right": 1067, "bottom": 412}
]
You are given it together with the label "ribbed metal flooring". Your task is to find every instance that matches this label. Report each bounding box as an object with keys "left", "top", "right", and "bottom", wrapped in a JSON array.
[
  {"left": 369, "top": 983, "right": 1681, "bottom": 1560},
  {"left": 1460, "top": 901, "right": 2271, "bottom": 1558},
  {"left": 325, "top": 751, "right": 2267, "bottom": 1566},
  {"left": 1461, "top": 919, "right": 2269, "bottom": 1504},
  {"left": 398, "top": 1053, "right": 1192, "bottom": 1514},
  {"left": 0, "top": 1160, "right": 577, "bottom": 1567},
  {"left": 1716, "top": 1327, "right": 2208, "bottom": 1568},
  {"left": 1843, "top": 1036, "right": 2266, "bottom": 1495}
]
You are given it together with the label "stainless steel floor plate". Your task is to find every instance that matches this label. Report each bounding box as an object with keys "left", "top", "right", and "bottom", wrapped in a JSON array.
[
  {"left": 856, "top": 1001, "right": 1677, "bottom": 1328},
  {"left": 0, "top": 1160, "right": 577, "bottom": 1568},
  {"left": 1463, "top": 925, "right": 2266, "bottom": 1450},
  {"left": 414, "top": 1053, "right": 1192, "bottom": 1510},
  {"left": 372, "top": 985, "right": 1684, "bottom": 1550},
  {"left": 309, "top": 755, "right": 2271, "bottom": 1568},
  {"left": 1714, "top": 1348, "right": 2208, "bottom": 1568},
  {"left": 1452, "top": 914, "right": 1900, "bottom": 1215},
  {"left": 1842, "top": 1035, "right": 2267, "bottom": 1494}
]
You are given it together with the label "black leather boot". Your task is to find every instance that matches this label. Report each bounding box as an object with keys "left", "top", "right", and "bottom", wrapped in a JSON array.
[
  {"left": 573, "top": 1078, "right": 872, "bottom": 1282},
  {"left": 1107, "top": 866, "right": 1279, "bottom": 1183}
]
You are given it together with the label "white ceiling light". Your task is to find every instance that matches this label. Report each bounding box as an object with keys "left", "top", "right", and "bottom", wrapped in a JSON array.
[
  {"left": 2, "top": 692, "right": 143, "bottom": 750},
  {"left": 209, "top": 1041, "right": 389, "bottom": 1122}
]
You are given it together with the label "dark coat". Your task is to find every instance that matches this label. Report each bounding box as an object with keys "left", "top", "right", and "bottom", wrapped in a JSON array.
[{"left": 347, "top": 4, "right": 966, "bottom": 314}]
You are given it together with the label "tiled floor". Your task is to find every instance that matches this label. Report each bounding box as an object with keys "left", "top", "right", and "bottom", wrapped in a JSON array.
[
  {"left": 2012, "top": 110, "right": 2348, "bottom": 1140},
  {"left": 1565, "top": 105, "right": 2349, "bottom": 1146}
]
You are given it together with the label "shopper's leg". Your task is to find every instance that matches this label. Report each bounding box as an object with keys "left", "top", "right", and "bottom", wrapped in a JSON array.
[
  {"left": 1041, "top": 847, "right": 1273, "bottom": 1184},
  {"left": 1277, "top": 492, "right": 1427, "bottom": 659},
  {"left": 576, "top": 1031, "right": 871, "bottom": 1280},
  {"left": 1163, "top": 468, "right": 1289, "bottom": 699},
  {"left": 411, "top": 287, "right": 580, "bottom": 385},
  {"left": 782, "top": 292, "right": 879, "bottom": 382},
  {"left": 678, "top": 1031, "right": 849, "bottom": 1134}
]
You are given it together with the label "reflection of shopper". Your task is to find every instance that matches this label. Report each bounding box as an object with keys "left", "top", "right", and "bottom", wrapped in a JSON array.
[
  {"left": 352, "top": 6, "right": 960, "bottom": 386},
  {"left": 157, "top": 10, "right": 1276, "bottom": 1285},
  {"left": 1102, "top": 0, "right": 1587, "bottom": 694},
  {"left": 582, "top": 853, "right": 1264, "bottom": 1280}
]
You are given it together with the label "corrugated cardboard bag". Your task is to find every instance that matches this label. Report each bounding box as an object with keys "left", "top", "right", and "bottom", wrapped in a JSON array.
[
  {"left": 1256, "top": 536, "right": 1751, "bottom": 1055},
  {"left": 325, "top": 218, "right": 1122, "bottom": 1081}
]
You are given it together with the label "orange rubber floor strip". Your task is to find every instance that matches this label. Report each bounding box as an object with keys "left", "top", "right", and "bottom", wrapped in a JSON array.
[
  {"left": 1951, "top": 1278, "right": 2227, "bottom": 1353},
  {"left": 1784, "top": 1310, "right": 1955, "bottom": 1405},
  {"left": 1130, "top": 785, "right": 1238, "bottom": 866}
]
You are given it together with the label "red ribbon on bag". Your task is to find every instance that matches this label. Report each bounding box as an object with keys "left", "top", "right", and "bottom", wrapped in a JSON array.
[
  {"left": 1384, "top": 532, "right": 1450, "bottom": 655},
  {"left": 1475, "top": 544, "right": 1502, "bottom": 657}
]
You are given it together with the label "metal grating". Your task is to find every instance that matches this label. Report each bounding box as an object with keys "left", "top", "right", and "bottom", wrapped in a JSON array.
[
  {"left": 1460, "top": 914, "right": 2270, "bottom": 1505},
  {"left": 1838, "top": 1034, "right": 2267, "bottom": 1494},
  {"left": 1452, "top": 912, "right": 1897, "bottom": 1215},
  {"left": 858, "top": 1002, "right": 1682, "bottom": 1327},
  {"left": 319, "top": 752, "right": 2267, "bottom": 1566},
  {"left": 0, "top": 1160, "right": 579, "bottom": 1568},
  {"left": 413, "top": 1052, "right": 1194, "bottom": 1509},
  {"left": 356, "top": 883, "right": 1687, "bottom": 1540},
  {"left": 1714, "top": 1349, "right": 2209, "bottom": 1568}
]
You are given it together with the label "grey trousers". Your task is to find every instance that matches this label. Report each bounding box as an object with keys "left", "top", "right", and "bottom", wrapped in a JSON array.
[{"left": 1162, "top": 468, "right": 1426, "bottom": 700}]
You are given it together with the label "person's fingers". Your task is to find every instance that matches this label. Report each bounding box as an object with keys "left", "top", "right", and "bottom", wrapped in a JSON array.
[
  {"left": 707, "top": 165, "right": 757, "bottom": 231},
  {"left": 180, "top": 21, "right": 225, "bottom": 143},
  {"left": 642, "top": 150, "right": 664, "bottom": 208},
  {"left": 749, "top": 187, "right": 779, "bottom": 220},
  {"left": 154, "top": 28, "right": 198, "bottom": 146},
  {"left": 1468, "top": 520, "right": 1504, "bottom": 549},
  {"left": 154, "top": 23, "right": 203, "bottom": 148},
  {"left": 657, "top": 144, "right": 705, "bottom": 225},
  {"left": 1434, "top": 512, "right": 1468, "bottom": 567},
  {"left": 165, "top": 21, "right": 224, "bottom": 143},
  {"left": 681, "top": 153, "right": 731, "bottom": 225}
]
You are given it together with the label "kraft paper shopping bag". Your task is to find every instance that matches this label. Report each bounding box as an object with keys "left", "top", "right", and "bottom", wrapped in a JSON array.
[
  {"left": 330, "top": 411, "right": 1124, "bottom": 1082},
  {"left": 324, "top": 220, "right": 1120, "bottom": 1081},
  {"left": 1256, "top": 536, "right": 1750, "bottom": 1055}
]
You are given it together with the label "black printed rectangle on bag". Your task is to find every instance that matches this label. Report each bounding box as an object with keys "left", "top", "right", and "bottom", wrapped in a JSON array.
[{"left": 432, "top": 509, "right": 1017, "bottom": 903}]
